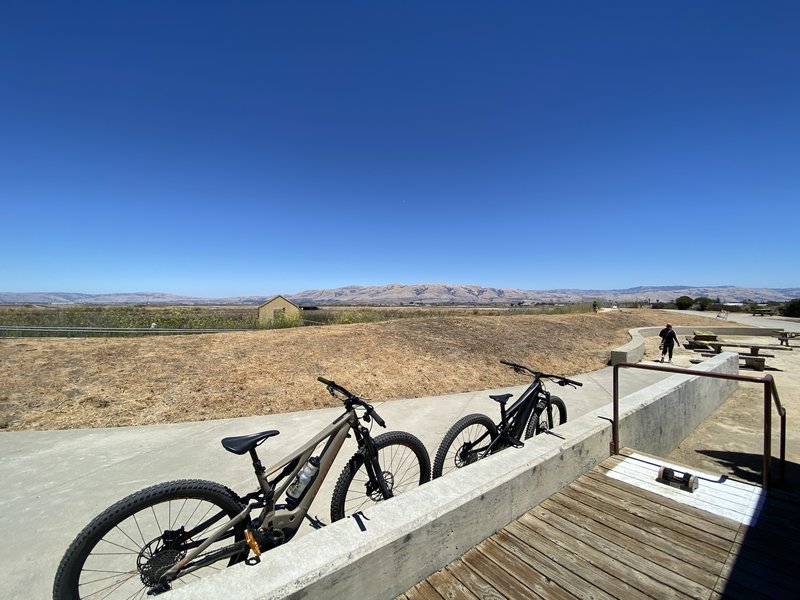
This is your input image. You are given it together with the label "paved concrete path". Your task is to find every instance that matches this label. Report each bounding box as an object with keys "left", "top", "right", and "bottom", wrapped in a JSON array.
[{"left": 1, "top": 311, "right": 794, "bottom": 599}]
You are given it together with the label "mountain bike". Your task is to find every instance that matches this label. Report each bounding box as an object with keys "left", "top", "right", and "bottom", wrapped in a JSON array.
[
  {"left": 432, "top": 360, "right": 582, "bottom": 478},
  {"left": 53, "top": 377, "right": 431, "bottom": 599}
]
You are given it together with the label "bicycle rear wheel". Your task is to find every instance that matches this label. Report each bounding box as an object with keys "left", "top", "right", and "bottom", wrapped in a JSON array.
[
  {"left": 330, "top": 431, "right": 431, "bottom": 522},
  {"left": 53, "top": 479, "right": 247, "bottom": 600},
  {"left": 432, "top": 413, "right": 498, "bottom": 478},
  {"left": 524, "top": 395, "right": 567, "bottom": 439}
]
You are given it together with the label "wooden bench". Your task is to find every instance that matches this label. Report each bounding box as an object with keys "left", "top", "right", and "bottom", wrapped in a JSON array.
[
  {"left": 700, "top": 352, "right": 766, "bottom": 371},
  {"left": 700, "top": 351, "right": 775, "bottom": 359},
  {"left": 706, "top": 341, "right": 792, "bottom": 356}
]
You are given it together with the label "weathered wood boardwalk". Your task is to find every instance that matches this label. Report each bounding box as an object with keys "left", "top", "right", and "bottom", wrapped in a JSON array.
[{"left": 399, "top": 450, "right": 799, "bottom": 599}]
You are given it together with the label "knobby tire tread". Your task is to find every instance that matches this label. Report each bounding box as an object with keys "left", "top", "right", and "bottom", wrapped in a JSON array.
[
  {"left": 524, "top": 395, "right": 567, "bottom": 439},
  {"left": 330, "top": 430, "right": 431, "bottom": 522},
  {"left": 53, "top": 479, "right": 245, "bottom": 600},
  {"left": 432, "top": 413, "right": 498, "bottom": 478}
]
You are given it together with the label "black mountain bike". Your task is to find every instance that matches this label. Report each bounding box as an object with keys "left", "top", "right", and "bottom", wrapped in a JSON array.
[
  {"left": 53, "top": 377, "right": 430, "bottom": 599},
  {"left": 432, "top": 360, "right": 582, "bottom": 478}
]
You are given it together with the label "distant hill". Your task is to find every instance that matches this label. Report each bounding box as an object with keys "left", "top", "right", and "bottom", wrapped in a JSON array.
[
  {"left": 289, "top": 284, "right": 800, "bottom": 305},
  {"left": 2, "top": 284, "right": 798, "bottom": 306}
]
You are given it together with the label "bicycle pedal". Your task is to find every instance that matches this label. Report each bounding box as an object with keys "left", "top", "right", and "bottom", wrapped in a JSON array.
[
  {"left": 244, "top": 529, "right": 263, "bottom": 564},
  {"left": 509, "top": 437, "right": 524, "bottom": 448}
]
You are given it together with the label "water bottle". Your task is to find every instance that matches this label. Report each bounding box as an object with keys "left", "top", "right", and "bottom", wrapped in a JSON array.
[{"left": 286, "top": 456, "right": 320, "bottom": 502}]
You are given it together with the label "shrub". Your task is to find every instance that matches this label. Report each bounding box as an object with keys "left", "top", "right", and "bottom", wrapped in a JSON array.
[
  {"left": 780, "top": 299, "right": 800, "bottom": 318},
  {"left": 675, "top": 296, "right": 693, "bottom": 310},
  {"left": 695, "top": 297, "right": 713, "bottom": 311}
]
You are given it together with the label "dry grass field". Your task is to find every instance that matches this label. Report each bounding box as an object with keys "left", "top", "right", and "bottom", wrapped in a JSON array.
[{"left": 0, "top": 309, "right": 722, "bottom": 431}]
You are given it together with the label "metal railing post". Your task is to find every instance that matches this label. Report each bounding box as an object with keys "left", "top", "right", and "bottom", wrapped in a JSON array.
[{"left": 612, "top": 361, "right": 787, "bottom": 490}]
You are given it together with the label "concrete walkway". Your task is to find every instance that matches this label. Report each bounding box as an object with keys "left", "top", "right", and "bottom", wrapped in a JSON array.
[{"left": 1, "top": 311, "right": 795, "bottom": 599}]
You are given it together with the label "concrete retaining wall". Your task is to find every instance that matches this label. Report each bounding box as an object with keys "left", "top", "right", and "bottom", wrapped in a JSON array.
[
  {"left": 609, "top": 326, "right": 783, "bottom": 366},
  {"left": 171, "top": 353, "right": 739, "bottom": 600}
]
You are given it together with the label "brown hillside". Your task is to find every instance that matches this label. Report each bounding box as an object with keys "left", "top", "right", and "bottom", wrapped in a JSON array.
[{"left": 0, "top": 309, "right": 721, "bottom": 431}]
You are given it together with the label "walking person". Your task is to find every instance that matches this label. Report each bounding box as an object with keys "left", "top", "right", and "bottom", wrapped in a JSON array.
[{"left": 659, "top": 323, "right": 679, "bottom": 363}]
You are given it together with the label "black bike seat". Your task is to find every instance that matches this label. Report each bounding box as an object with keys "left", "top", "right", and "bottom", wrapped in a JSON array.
[
  {"left": 221, "top": 430, "right": 280, "bottom": 455},
  {"left": 489, "top": 393, "right": 513, "bottom": 405}
]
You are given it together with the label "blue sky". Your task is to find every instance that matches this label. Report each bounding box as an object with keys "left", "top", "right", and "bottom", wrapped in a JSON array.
[{"left": 2, "top": 1, "right": 798, "bottom": 297}]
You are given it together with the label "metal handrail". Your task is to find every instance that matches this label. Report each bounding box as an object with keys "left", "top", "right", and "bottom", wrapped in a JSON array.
[{"left": 611, "top": 362, "right": 787, "bottom": 489}]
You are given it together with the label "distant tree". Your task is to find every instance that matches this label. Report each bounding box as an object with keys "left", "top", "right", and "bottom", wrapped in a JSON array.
[
  {"left": 675, "top": 296, "right": 694, "bottom": 310},
  {"left": 695, "top": 297, "right": 713, "bottom": 311},
  {"left": 780, "top": 299, "right": 800, "bottom": 318}
]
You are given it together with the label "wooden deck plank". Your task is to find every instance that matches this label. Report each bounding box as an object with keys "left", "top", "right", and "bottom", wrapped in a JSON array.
[
  {"left": 600, "top": 454, "right": 759, "bottom": 523},
  {"left": 425, "top": 569, "right": 481, "bottom": 600},
  {"left": 445, "top": 559, "right": 507, "bottom": 600},
  {"left": 544, "top": 493, "right": 721, "bottom": 589},
  {"left": 552, "top": 482, "right": 733, "bottom": 570},
  {"left": 477, "top": 536, "right": 577, "bottom": 600},
  {"left": 407, "top": 452, "right": 799, "bottom": 600},
  {"left": 460, "top": 548, "right": 547, "bottom": 600},
  {"left": 405, "top": 579, "right": 443, "bottom": 600},
  {"left": 559, "top": 480, "right": 733, "bottom": 559},
  {"left": 518, "top": 506, "right": 707, "bottom": 599},
  {"left": 586, "top": 467, "right": 741, "bottom": 539},
  {"left": 502, "top": 519, "right": 645, "bottom": 599}
]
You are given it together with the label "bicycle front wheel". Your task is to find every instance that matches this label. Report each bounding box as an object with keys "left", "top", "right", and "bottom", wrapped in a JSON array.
[
  {"left": 432, "top": 413, "right": 498, "bottom": 478},
  {"left": 524, "top": 395, "right": 567, "bottom": 439},
  {"left": 330, "top": 431, "right": 431, "bottom": 522},
  {"left": 53, "top": 479, "right": 247, "bottom": 600}
]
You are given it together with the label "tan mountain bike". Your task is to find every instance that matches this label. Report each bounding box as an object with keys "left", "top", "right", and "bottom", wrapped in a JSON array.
[{"left": 53, "top": 377, "right": 430, "bottom": 599}]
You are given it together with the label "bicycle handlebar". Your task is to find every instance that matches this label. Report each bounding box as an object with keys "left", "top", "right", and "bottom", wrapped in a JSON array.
[
  {"left": 317, "top": 376, "right": 386, "bottom": 427},
  {"left": 500, "top": 360, "right": 583, "bottom": 387}
]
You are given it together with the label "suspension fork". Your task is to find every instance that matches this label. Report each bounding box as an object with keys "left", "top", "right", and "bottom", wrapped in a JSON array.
[
  {"left": 356, "top": 426, "right": 394, "bottom": 500},
  {"left": 540, "top": 390, "right": 554, "bottom": 429}
]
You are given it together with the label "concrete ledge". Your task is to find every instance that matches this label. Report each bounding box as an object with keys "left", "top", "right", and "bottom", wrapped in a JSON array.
[
  {"left": 170, "top": 354, "right": 739, "bottom": 600},
  {"left": 609, "top": 325, "right": 783, "bottom": 365}
]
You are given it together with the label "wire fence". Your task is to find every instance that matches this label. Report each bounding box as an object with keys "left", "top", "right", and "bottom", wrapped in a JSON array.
[{"left": 0, "top": 326, "right": 246, "bottom": 338}]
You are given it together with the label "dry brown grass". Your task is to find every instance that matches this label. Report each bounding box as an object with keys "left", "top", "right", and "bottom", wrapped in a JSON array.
[{"left": 0, "top": 309, "right": 722, "bottom": 431}]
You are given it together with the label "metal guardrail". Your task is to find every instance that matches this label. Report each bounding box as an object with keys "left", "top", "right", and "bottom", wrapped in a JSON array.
[
  {"left": 0, "top": 326, "right": 246, "bottom": 337},
  {"left": 612, "top": 362, "right": 787, "bottom": 489}
]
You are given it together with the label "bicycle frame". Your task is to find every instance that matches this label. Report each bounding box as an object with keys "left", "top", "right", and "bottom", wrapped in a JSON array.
[
  {"left": 452, "top": 381, "right": 544, "bottom": 468},
  {"left": 499, "top": 379, "right": 547, "bottom": 440},
  {"left": 164, "top": 404, "right": 378, "bottom": 581}
]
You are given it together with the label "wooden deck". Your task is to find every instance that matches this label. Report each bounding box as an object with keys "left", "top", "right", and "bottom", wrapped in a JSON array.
[{"left": 399, "top": 450, "right": 799, "bottom": 599}]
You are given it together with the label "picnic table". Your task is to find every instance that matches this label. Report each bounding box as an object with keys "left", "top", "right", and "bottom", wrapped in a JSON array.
[
  {"left": 777, "top": 331, "right": 800, "bottom": 346},
  {"left": 751, "top": 308, "right": 775, "bottom": 316},
  {"left": 692, "top": 331, "right": 718, "bottom": 341}
]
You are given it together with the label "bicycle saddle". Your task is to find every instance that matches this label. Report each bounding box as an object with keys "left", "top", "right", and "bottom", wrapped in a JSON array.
[
  {"left": 489, "top": 393, "right": 513, "bottom": 405},
  {"left": 221, "top": 430, "right": 280, "bottom": 454}
]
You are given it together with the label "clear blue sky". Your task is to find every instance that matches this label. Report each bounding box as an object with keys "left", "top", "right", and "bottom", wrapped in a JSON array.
[{"left": 2, "top": 1, "right": 798, "bottom": 297}]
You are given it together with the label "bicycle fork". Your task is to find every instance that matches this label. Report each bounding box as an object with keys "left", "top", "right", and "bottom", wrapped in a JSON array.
[{"left": 359, "top": 427, "right": 394, "bottom": 501}]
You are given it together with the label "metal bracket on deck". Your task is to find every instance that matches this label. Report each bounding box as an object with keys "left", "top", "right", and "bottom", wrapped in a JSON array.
[{"left": 657, "top": 466, "right": 699, "bottom": 492}]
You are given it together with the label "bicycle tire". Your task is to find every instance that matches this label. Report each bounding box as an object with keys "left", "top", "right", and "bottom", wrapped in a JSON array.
[
  {"left": 53, "top": 479, "right": 247, "bottom": 600},
  {"left": 330, "top": 431, "right": 431, "bottom": 522},
  {"left": 524, "top": 395, "right": 567, "bottom": 439},
  {"left": 432, "top": 413, "right": 498, "bottom": 479}
]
